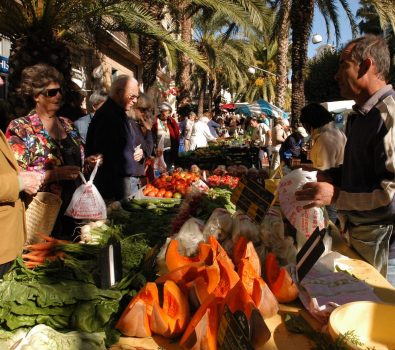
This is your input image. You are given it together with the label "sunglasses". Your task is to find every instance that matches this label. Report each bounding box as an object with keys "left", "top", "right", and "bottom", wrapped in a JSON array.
[{"left": 42, "top": 88, "right": 62, "bottom": 97}]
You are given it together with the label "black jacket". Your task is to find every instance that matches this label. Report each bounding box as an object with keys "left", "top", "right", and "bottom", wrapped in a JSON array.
[{"left": 86, "top": 98, "right": 135, "bottom": 200}]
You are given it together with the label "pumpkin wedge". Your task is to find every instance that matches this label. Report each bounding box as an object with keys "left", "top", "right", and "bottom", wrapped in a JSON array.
[
  {"left": 264, "top": 252, "right": 298, "bottom": 303},
  {"left": 186, "top": 260, "right": 221, "bottom": 307},
  {"left": 180, "top": 294, "right": 222, "bottom": 350},
  {"left": 165, "top": 240, "right": 214, "bottom": 271},
  {"left": 232, "top": 236, "right": 261, "bottom": 276},
  {"left": 150, "top": 280, "right": 190, "bottom": 338},
  {"left": 115, "top": 282, "right": 158, "bottom": 337},
  {"left": 213, "top": 252, "right": 240, "bottom": 298},
  {"left": 222, "top": 281, "right": 271, "bottom": 348},
  {"left": 238, "top": 258, "right": 279, "bottom": 319}
]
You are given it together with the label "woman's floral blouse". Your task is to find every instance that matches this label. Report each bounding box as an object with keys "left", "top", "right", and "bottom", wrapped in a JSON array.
[{"left": 6, "top": 113, "right": 84, "bottom": 196}]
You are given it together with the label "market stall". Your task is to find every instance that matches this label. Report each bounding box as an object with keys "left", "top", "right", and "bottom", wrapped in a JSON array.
[{"left": 0, "top": 165, "right": 394, "bottom": 350}]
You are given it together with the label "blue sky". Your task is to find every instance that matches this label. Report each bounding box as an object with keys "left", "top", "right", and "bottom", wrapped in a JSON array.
[{"left": 308, "top": 1, "right": 361, "bottom": 57}]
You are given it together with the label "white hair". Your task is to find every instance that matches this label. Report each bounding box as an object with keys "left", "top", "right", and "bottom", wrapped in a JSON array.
[{"left": 109, "top": 75, "right": 138, "bottom": 98}]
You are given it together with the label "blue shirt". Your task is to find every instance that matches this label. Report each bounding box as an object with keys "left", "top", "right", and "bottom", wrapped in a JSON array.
[{"left": 74, "top": 113, "right": 93, "bottom": 143}]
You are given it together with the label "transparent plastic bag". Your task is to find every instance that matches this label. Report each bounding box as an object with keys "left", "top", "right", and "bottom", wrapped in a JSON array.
[{"left": 65, "top": 161, "right": 107, "bottom": 220}]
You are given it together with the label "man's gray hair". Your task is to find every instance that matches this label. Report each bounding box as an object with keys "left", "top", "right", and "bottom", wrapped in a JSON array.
[
  {"left": 346, "top": 34, "right": 390, "bottom": 81},
  {"left": 109, "top": 75, "right": 138, "bottom": 97},
  {"left": 89, "top": 91, "right": 107, "bottom": 107}
]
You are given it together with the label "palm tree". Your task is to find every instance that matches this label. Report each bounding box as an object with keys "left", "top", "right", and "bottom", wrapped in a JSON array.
[
  {"left": 270, "top": 0, "right": 291, "bottom": 109},
  {"left": 0, "top": 0, "right": 207, "bottom": 115},
  {"left": 368, "top": 0, "right": 395, "bottom": 33},
  {"left": 191, "top": 12, "right": 256, "bottom": 114},
  {"left": 168, "top": 0, "right": 272, "bottom": 101},
  {"left": 289, "top": 0, "right": 357, "bottom": 124}
]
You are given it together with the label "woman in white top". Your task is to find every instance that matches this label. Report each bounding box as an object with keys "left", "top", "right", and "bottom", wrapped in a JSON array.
[
  {"left": 184, "top": 112, "right": 196, "bottom": 151},
  {"left": 189, "top": 116, "right": 216, "bottom": 150}
]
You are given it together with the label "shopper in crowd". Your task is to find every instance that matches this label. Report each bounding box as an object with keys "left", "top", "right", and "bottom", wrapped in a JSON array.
[
  {"left": 279, "top": 126, "right": 308, "bottom": 167},
  {"left": 206, "top": 112, "right": 220, "bottom": 138},
  {"left": 128, "top": 94, "right": 154, "bottom": 190},
  {"left": 296, "top": 34, "right": 395, "bottom": 286},
  {"left": 250, "top": 115, "right": 272, "bottom": 166},
  {"left": 189, "top": 115, "right": 217, "bottom": 150},
  {"left": 6, "top": 64, "right": 101, "bottom": 240},
  {"left": 151, "top": 101, "right": 180, "bottom": 171},
  {"left": 300, "top": 103, "right": 346, "bottom": 172},
  {"left": 0, "top": 130, "right": 43, "bottom": 278},
  {"left": 74, "top": 91, "right": 107, "bottom": 143},
  {"left": 86, "top": 75, "right": 141, "bottom": 201},
  {"left": 271, "top": 117, "right": 288, "bottom": 171},
  {"left": 183, "top": 111, "right": 196, "bottom": 152},
  {"left": 57, "top": 81, "right": 86, "bottom": 121},
  {"left": 260, "top": 112, "right": 270, "bottom": 127}
]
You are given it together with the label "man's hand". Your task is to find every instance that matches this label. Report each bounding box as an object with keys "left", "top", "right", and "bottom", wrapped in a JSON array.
[
  {"left": 19, "top": 171, "right": 43, "bottom": 195},
  {"left": 295, "top": 182, "right": 337, "bottom": 209},
  {"left": 133, "top": 147, "right": 144, "bottom": 162}
]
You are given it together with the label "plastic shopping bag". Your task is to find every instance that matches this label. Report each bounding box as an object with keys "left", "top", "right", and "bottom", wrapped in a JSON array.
[
  {"left": 65, "top": 161, "right": 107, "bottom": 220},
  {"left": 278, "top": 168, "right": 325, "bottom": 238}
]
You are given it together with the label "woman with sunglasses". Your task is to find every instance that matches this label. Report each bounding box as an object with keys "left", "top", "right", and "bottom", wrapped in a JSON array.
[
  {"left": 6, "top": 64, "right": 101, "bottom": 240},
  {"left": 127, "top": 94, "right": 154, "bottom": 191}
]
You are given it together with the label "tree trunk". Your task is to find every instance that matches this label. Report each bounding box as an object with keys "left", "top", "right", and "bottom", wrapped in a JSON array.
[
  {"left": 207, "top": 77, "right": 214, "bottom": 113},
  {"left": 140, "top": 36, "right": 162, "bottom": 91},
  {"left": 275, "top": 0, "right": 291, "bottom": 109},
  {"left": 198, "top": 74, "right": 207, "bottom": 116},
  {"left": 177, "top": 0, "right": 193, "bottom": 100},
  {"left": 140, "top": 1, "right": 165, "bottom": 91},
  {"left": 290, "top": 0, "right": 314, "bottom": 126}
]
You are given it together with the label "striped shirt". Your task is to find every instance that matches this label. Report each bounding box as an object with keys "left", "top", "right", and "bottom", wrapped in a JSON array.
[{"left": 333, "top": 85, "right": 395, "bottom": 223}]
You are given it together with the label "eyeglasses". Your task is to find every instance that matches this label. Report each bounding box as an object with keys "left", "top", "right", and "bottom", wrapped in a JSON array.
[
  {"left": 127, "top": 94, "right": 139, "bottom": 100},
  {"left": 42, "top": 88, "right": 62, "bottom": 97}
]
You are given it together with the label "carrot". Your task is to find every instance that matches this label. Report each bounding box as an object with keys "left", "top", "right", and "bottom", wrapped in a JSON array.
[
  {"left": 36, "top": 233, "right": 57, "bottom": 242},
  {"left": 24, "top": 261, "right": 42, "bottom": 269},
  {"left": 26, "top": 250, "right": 51, "bottom": 257},
  {"left": 36, "top": 233, "right": 69, "bottom": 244},
  {"left": 25, "top": 242, "right": 56, "bottom": 251},
  {"left": 22, "top": 254, "right": 46, "bottom": 263}
]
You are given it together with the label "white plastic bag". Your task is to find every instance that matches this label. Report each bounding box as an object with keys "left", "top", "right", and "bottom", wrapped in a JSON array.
[
  {"left": 202, "top": 208, "right": 234, "bottom": 241},
  {"left": 154, "top": 135, "right": 167, "bottom": 175},
  {"left": 278, "top": 168, "right": 325, "bottom": 238},
  {"left": 65, "top": 161, "right": 107, "bottom": 220}
]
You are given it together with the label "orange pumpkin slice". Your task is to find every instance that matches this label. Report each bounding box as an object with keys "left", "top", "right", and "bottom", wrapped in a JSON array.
[
  {"left": 180, "top": 294, "right": 222, "bottom": 350},
  {"left": 165, "top": 240, "right": 214, "bottom": 271},
  {"left": 212, "top": 253, "right": 240, "bottom": 298},
  {"left": 232, "top": 236, "right": 261, "bottom": 276},
  {"left": 238, "top": 258, "right": 279, "bottom": 319},
  {"left": 150, "top": 280, "right": 190, "bottom": 338},
  {"left": 115, "top": 282, "right": 158, "bottom": 337},
  {"left": 264, "top": 252, "right": 298, "bottom": 303}
]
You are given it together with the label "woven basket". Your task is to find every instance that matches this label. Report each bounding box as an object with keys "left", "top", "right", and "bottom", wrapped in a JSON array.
[{"left": 25, "top": 192, "right": 62, "bottom": 244}]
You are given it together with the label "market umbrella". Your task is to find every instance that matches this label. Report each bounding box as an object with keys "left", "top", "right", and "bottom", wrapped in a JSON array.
[{"left": 235, "top": 99, "right": 288, "bottom": 119}]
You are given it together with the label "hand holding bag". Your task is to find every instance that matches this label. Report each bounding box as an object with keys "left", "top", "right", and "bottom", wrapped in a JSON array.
[{"left": 65, "top": 161, "right": 107, "bottom": 220}]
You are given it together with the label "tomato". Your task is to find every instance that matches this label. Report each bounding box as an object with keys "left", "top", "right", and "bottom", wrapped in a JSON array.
[
  {"left": 147, "top": 190, "right": 156, "bottom": 197},
  {"left": 164, "top": 191, "right": 173, "bottom": 198}
]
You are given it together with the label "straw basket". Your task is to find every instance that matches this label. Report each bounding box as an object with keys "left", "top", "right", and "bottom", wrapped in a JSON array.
[{"left": 25, "top": 192, "right": 62, "bottom": 244}]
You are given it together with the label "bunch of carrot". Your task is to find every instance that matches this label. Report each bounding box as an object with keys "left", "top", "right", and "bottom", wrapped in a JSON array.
[{"left": 22, "top": 233, "right": 68, "bottom": 269}]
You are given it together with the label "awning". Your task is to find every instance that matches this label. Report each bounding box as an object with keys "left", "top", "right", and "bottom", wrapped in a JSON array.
[
  {"left": 220, "top": 103, "right": 235, "bottom": 110},
  {"left": 235, "top": 99, "right": 288, "bottom": 119}
]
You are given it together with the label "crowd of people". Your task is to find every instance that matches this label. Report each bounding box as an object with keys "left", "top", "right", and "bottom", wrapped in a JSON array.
[{"left": 1, "top": 34, "right": 395, "bottom": 288}]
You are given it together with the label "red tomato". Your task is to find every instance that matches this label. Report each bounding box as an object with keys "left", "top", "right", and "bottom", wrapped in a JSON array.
[{"left": 164, "top": 191, "right": 173, "bottom": 198}]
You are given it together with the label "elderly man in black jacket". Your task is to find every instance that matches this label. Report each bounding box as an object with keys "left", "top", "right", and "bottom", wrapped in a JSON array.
[{"left": 86, "top": 75, "right": 151, "bottom": 201}]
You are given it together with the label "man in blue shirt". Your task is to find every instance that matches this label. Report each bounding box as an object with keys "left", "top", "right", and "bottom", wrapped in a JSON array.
[{"left": 75, "top": 91, "right": 107, "bottom": 143}]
